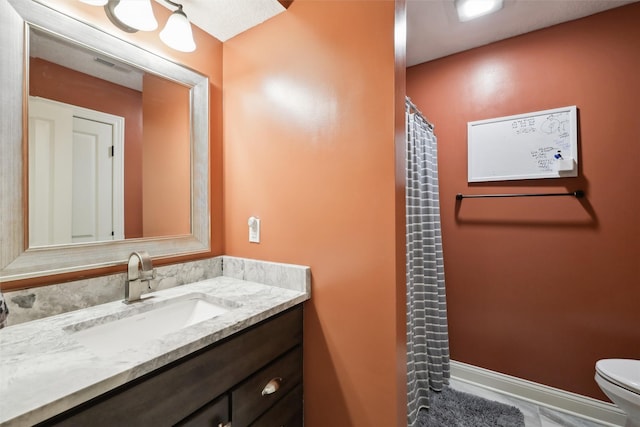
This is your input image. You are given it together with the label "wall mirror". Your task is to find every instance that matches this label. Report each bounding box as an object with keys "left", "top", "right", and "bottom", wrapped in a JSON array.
[{"left": 1, "top": 0, "right": 210, "bottom": 281}]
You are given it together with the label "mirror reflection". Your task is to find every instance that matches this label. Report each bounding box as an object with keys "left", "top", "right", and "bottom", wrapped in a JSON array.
[{"left": 28, "top": 27, "right": 192, "bottom": 247}]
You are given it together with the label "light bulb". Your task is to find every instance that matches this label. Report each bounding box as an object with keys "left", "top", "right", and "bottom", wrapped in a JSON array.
[{"left": 159, "top": 9, "right": 196, "bottom": 53}]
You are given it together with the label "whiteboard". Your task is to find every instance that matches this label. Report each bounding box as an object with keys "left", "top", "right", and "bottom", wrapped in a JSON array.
[{"left": 467, "top": 106, "right": 578, "bottom": 182}]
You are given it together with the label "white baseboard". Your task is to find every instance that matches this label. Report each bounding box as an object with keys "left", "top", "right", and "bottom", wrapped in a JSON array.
[{"left": 450, "top": 360, "right": 626, "bottom": 427}]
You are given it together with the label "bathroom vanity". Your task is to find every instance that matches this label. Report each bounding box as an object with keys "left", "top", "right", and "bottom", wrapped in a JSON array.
[
  {"left": 41, "top": 307, "right": 303, "bottom": 427},
  {"left": 0, "top": 261, "right": 310, "bottom": 427}
]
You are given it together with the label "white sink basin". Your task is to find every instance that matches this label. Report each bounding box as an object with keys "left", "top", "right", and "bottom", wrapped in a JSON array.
[{"left": 67, "top": 294, "right": 236, "bottom": 356}]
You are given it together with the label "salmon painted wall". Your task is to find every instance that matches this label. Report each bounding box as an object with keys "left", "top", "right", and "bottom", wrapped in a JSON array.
[
  {"left": 223, "top": 1, "right": 406, "bottom": 425},
  {"left": 407, "top": 3, "right": 640, "bottom": 400},
  {"left": 141, "top": 73, "right": 190, "bottom": 237},
  {"left": 7, "top": 0, "right": 224, "bottom": 289},
  {"left": 29, "top": 58, "right": 144, "bottom": 239}
]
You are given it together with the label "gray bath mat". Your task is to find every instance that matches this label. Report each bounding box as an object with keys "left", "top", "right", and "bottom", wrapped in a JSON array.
[{"left": 418, "top": 387, "right": 525, "bottom": 427}]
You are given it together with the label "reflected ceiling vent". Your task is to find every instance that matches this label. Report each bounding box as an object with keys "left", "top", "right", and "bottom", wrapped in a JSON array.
[{"left": 93, "top": 56, "right": 133, "bottom": 73}]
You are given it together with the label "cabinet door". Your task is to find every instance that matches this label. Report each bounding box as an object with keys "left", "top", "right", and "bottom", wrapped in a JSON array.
[{"left": 175, "top": 394, "right": 229, "bottom": 427}]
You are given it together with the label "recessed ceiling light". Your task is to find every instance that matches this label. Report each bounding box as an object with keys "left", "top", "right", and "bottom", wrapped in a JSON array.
[{"left": 455, "top": 0, "right": 504, "bottom": 22}]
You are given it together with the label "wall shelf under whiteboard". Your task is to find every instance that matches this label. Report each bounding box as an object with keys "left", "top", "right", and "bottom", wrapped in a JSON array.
[{"left": 467, "top": 106, "right": 578, "bottom": 182}]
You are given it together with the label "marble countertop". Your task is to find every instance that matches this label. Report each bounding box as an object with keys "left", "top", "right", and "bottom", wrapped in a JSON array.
[{"left": 0, "top": 276, "right": 309, "bottom": 426}]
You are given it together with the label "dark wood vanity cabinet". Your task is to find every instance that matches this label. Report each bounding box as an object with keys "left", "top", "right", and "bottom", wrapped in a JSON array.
[{"left": 39, "top": 306, "right": 303, "bottom": 427}]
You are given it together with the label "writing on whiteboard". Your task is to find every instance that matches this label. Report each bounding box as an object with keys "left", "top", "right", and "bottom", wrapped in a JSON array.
[
  {"left": 540, "top": 113, "right": 570, "bottom": 137},
  {"left": 511, "top": 117, "right": 536, "bottom": 135},
  {"left": 521, "top": 112, "right": 573, "bottom": 173},
  {"left": 530, "top": 146, "right": 556, "bottom": 172}
]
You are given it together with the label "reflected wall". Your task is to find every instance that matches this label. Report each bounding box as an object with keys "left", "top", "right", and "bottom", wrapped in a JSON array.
[{"left": 142, "top": 73, "right": 191, "bottom": 237}]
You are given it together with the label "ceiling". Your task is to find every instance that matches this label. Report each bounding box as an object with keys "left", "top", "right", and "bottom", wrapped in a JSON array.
[
  {"left": 155, "top": 0, "right": 287, "bottom": 42},
  {"left": 405, "top": 0, "right": 637, "bottom": 66},
  {"left": 166, "top": 0, "right": 636, "bottom": 66}
]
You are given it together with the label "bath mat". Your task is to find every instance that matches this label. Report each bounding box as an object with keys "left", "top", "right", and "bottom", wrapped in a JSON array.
[{"left": 418, "top": 387, "right": 525, "bottom": 427}]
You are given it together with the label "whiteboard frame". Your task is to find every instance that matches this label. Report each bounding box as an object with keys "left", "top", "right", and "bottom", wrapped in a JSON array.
[{"left": 467, "top": 106, "right": 578, "bottom": 182}]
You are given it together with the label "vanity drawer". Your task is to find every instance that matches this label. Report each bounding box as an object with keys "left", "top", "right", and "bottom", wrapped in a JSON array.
[
  {"left": 250, "top": 384, "right": 303, "bottom": 427},
  {"left": 232, "top": 346, "right": 302, "bottom": 426},
  {"left": 175, "top": 394, "right": 229, "bottom": 427}
]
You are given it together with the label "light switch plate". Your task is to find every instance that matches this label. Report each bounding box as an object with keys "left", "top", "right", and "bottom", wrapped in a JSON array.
[{"left": 248, "top": 216, "right": 260, "bottom": 243}]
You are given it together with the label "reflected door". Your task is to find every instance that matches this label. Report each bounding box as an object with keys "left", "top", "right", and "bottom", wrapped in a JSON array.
[
  {"left": 28, "top": 97, "right": 73, "bottom": 246},
  {"left": 28, "top": 97, "right": 125, "bottom": 246},
  {"left": 71, "top": 117, "right": 114, "bottom": 243}
]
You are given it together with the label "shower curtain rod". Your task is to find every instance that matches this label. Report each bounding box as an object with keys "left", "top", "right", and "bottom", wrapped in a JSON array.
[{"left": 405, "top": 96, "right": 434, "bottom": 130}]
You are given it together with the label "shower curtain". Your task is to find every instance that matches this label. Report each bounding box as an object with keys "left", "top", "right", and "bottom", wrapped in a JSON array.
[{"left": 405, "top": 98, "right": 450, "bottom": 427}]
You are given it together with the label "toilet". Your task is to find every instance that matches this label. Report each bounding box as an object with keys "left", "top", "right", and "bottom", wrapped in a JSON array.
[{"left": 595, "top": 359, "right": 640, "bottom": 427}]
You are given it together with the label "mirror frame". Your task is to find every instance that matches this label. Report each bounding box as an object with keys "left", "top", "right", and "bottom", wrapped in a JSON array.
[{"left": 0, "top": 0, "right": 210, "bottom": 281}]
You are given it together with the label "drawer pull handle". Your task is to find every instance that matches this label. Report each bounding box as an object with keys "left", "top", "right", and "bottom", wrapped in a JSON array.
[
  {"left": 218, "top": 423, "right": 231, "bottom": 427},
  {"left": 261, "top": 377, "right": 283, "bottom": 396}
]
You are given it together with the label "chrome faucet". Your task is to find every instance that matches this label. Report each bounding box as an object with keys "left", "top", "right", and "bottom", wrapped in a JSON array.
[{"left": 124, "top": 251, "right": 156, "bottom": 303}]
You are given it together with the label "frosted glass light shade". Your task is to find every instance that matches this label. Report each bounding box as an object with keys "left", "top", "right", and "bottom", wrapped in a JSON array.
[
  {"left": 159, "top": 10, "right": 196, "bottom": 53},
  {"left": 79, "top": 0, "right": 108, "bottom": 5},
  {"left": 113, "top": 0, "right": 158, "bottom": 31}
]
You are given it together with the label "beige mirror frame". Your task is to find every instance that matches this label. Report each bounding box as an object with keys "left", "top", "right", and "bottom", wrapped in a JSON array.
[{"left": 0, "top": 0, "right": 210, "bottom": 281}]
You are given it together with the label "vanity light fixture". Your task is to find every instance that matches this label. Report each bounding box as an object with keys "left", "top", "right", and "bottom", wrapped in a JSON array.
[
  {"left": 159, "top": 2, "right": 196, "bottom": 52},
  {"left": 454, "top": 0, "right": 504, "bottom": 22},
  {"left": 110, "top": 0, "right": 158, "bottom": 32},
  {"left": 79, "top": 0, "right": 197, "bottom": 52}
]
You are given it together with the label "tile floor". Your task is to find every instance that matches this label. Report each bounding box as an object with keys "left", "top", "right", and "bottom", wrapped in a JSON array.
[{"left": 449, "top": 378, "right": 619, "bottom": 427}]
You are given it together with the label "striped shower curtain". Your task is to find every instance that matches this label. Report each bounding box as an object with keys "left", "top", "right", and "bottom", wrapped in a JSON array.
[{"left": 405, "top": 98, "right": 450, "bottom": 427}]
